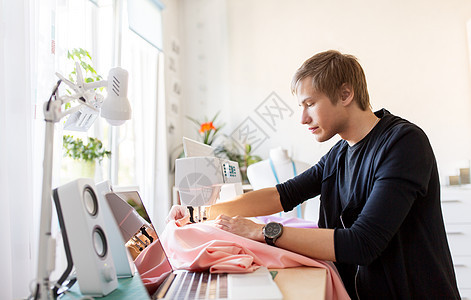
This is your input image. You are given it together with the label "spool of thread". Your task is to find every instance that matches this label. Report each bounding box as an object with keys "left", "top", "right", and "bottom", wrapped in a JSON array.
[{"left": 460, "top": 168, "right": 470, "bottom": 185}]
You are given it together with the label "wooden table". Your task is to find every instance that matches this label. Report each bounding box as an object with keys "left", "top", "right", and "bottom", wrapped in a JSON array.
[{"left": 271, "top": 267, "right": 327, "bottom": 300}]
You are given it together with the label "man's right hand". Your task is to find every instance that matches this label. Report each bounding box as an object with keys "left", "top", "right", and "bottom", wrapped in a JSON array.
[{"left": 166, "top": 205, "right": 191, "bottom": 227}]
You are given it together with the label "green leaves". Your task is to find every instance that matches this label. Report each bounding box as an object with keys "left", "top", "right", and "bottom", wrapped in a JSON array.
[
  {"left": 214, "top": 142, "right": 262, "bottom": 183},
  {"left": 215, "top": 142, "right": 262, "bottom": 168},
  {"left": 63, "top": 135, "right": 111, "bottom": 163},
  {"left": 67, "top": 48, "right": 103, "bottom": 85}
]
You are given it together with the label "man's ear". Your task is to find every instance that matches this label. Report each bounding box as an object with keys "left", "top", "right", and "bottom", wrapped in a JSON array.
[{"left": 339, "top": 83, "right": 354, "bottom": 106}]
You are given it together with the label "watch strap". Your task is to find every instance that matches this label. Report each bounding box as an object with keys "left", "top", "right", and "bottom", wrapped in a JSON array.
[{"left": 265, "top": 235, "right": 276, "bottom": 246}]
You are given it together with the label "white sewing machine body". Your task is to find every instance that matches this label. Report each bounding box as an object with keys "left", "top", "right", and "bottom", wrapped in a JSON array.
[
  {"left": 175, "top": 137, "right": 244, "bottom": 221},
  {"left": 175, "top": 156, "right": 242, "bottom": 209}
]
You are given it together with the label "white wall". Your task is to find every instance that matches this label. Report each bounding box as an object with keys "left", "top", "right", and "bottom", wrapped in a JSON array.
[
  {"left": 179, "top": 0, "right": 471, "bottom": 182},
  {"left": 162, "top": 0, "right": 183, "bottom": 158},
  {"left": 180, "top": 0, "right": 230, "bottom": 143}
]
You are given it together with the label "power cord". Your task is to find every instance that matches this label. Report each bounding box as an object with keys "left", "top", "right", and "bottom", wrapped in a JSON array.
[
  {"left": 26, "top": 276, "right": 90, "bottom": 300},
  {"left": 52, "top": 282, "right": 94, "bottom": 300}
]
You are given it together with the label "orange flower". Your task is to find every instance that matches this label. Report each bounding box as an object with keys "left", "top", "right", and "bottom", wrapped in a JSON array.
[{"left": 199, "top": 121, "right": 216, "bottom": 133}]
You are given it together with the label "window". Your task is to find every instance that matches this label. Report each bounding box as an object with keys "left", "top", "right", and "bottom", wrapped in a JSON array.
[
  {"left": 46, "top": 0, "right": 167, "bottom": 282},
  {"left": 55, "top": 0, "right": 164, "bottom": 195},
  {"left": 2, "top": 1, "right": 168, "bottom": 296}
]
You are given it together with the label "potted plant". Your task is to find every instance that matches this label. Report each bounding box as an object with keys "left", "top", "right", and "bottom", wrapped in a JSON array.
[
  {"left": 215, "top": 143, "right": 262, "bottom": 184},
  {"left": 62, "top": 135, "right": 111, "bottom": 180},
  {"left": 171, "top": 112, "right": 225, "bottom": 171},
  {"left": 60, "top": 48, "right": 110, "bottom": 182},
  {"left": 186, "top": 111, "right": 225, "bottom": 146}
]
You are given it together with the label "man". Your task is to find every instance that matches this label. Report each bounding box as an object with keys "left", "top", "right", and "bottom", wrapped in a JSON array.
[{"left": 169, "top": 50, "right": 460, "bottom": 299}]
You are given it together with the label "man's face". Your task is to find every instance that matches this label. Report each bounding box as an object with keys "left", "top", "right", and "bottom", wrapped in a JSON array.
[{"left": 296, "top": 77, "right": 345, "bottom": 143}]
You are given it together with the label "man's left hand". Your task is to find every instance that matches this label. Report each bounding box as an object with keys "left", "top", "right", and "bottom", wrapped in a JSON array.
[{"left": 213, "top": 215, "right": 265, "bottom": 242}]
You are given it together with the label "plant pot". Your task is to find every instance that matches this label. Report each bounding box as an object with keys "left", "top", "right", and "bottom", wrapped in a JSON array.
[{"left": 61, "top": 158, "right": 96, "bottom": 184}]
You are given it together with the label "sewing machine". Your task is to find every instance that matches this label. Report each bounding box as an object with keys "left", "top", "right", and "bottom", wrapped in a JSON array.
[{"left": 175, "top": 138, "right": 243, "bottom": 222}]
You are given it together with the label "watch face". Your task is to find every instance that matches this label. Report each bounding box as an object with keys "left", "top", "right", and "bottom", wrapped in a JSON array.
[{"left": 264, "top": 222, "right": 282, "bottom": 239}]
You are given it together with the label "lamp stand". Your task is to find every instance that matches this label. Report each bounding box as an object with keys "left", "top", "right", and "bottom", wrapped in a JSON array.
[
  {"left": 35, "top": 81, "right": 96, "bottom": 299},
  {"left": 35, "top": 97, "right": 61, "bottom": 300}
]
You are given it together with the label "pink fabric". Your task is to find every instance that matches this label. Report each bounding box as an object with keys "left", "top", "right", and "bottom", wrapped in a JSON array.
[
  {"left": 256, "top": 215, "right": 318, "bottom": 228},
  {"left": 159, "top": 221, "right": 350, "bottom": 300}
]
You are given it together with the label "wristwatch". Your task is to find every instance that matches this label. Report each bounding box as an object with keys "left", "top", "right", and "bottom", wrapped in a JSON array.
[{"left": 262, "top": 222, "right": 283, "bottom": 246}]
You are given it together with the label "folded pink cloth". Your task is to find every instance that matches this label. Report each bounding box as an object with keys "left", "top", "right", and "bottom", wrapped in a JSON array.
[{"left": 158, "top": 221, "right": 350, "bottom": 300}]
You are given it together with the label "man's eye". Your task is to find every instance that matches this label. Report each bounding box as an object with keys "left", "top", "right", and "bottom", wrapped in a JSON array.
[{"left": 307, "top": 102, "right": 314, "bottom": 107}]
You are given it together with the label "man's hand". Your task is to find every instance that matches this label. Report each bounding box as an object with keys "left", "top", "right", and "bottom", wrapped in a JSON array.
[
  {"left": 166, "top": 205, "right": 190, "bottom": 227},
  {"left": 213, "top": 215, "right": 265, "bottom": 242}
]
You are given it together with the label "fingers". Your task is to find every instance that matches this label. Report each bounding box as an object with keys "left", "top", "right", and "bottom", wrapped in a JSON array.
[
  {"left": 214, "top": 214, "right": 236, "bottom": 226},
  {"left": 213, "top": 215, "right": 244, "bottom": 231},
  {"left": 214, "top": 215, "right": 230, "bottom": 230},
  {"left": 214, "top": 221, "right": 229, "bottom": 231},
  {"left": 212, "top": 216, "right": 262, "bottom": 241},
  {"left": 166, "top": 205, "right": 189, "bottom": 224},
  {"left": 176, "top": 205, "right": 189, "bottom": 219},
  {"left": 215, "top": 214, "right": 232, "bottom": 221},
  {"left": 176, "top": 214, "right": 191, "bottom": 227}
]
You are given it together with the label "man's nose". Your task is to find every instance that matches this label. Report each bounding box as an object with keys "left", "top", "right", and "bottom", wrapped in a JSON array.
[{"left": 301, "top": 109, "right": 311, "bottom": 124}]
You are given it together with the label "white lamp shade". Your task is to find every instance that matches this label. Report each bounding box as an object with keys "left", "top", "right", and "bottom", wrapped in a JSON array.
[{"left": 101, "top": 67, "right": 132, "bottom": 125}]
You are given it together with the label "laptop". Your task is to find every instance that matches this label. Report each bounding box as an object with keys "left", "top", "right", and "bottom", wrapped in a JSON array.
[{"left": 105, "top": 191, "right": 283, "bottom": 300}]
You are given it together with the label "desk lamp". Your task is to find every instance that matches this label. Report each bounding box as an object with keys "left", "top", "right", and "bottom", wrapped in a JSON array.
[{"left": 34, "top": 62, "right": 131, "bottom": 300}]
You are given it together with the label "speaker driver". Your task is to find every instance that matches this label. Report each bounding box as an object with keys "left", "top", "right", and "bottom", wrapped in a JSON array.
[
  {"left": 93, "top": 226, "right": 108, "bottom": 258},
  {"left": 83, "top": 185, "right": 98, "bottom": 216}
]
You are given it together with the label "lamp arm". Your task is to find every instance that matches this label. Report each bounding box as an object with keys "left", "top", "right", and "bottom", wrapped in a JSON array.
[
  {"left": 58, "top": 103, "right": 88, "bottom": 119},
  {"left": 42, "top": 95, "right": 96, "bottom": 124},
  {"left": 83, "top": 79, "right": 107, "bottom": 90},
  {"left": 55, "top": 71, "right": 106, "bottom": 94},
  {"left": 55, "top": 73, "right": 78, "bottom": 93},
  {"left": 58, "top": 96, "right": 99, "bottom": 118},
  {"left": 60, "top": 95, "right": 82, "bottom": 106}
]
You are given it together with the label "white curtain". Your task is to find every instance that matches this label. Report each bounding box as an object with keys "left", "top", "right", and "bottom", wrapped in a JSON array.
[
  {"left": 1, "top": 0, "right": 65, "bottom": 298},
  {"left": 121, "top": 8, "right": 170, "bottom": 234},
  {"left": 122, "top": 30, "right": 160, "bottom": 224},
  {"left": 0, "top": 0, "right": 45, "bottom": 299}
]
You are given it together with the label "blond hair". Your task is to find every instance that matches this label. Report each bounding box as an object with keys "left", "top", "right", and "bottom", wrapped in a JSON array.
[{"left": 291, "top": 50, "right": 370, "bottom": 110}]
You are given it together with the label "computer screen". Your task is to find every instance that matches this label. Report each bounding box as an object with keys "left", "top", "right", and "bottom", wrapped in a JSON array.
[{"left": 105, "top": 191, "right": 173, "bottom": 295}]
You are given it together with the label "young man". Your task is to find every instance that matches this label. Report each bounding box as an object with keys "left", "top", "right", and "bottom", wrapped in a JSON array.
[{"left": 169, "top": 50, "right": 460, "bottom": 299}]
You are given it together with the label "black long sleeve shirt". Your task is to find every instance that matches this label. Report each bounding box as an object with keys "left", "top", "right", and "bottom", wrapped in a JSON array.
[{"left": 276, "top": 109, "right": 460, "bottom": 299}]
